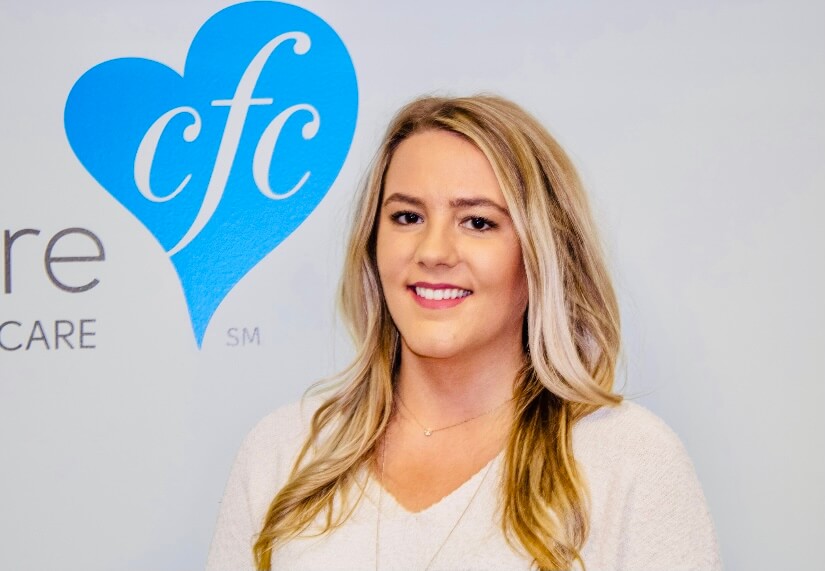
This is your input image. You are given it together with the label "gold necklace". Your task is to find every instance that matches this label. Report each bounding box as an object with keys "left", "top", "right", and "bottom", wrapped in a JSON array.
[
  {"left": 396, "top": 395, "right": 513, "bottom": 437},
  {"left": 374, "top": 429, "right": 495, "bottom": 571}
]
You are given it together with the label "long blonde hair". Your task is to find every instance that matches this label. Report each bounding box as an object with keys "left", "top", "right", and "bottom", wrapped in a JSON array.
[{"left": 253, "top": 95, "right": 622, "bottom": 570}]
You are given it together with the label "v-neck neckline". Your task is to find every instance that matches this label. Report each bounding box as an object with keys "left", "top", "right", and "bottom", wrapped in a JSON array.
[{"left": 362, "top": 449, "right": 504, "bottom": 518}]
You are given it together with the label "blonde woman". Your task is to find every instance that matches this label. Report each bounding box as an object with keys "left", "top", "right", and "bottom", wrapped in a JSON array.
[{"left": 206, "top": 96, "right": 722, "bottom": 571}]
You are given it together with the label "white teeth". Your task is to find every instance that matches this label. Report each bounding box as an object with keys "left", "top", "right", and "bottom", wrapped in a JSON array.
[{"left": 414, "top": 287, "right": 472, "bottom": 300}]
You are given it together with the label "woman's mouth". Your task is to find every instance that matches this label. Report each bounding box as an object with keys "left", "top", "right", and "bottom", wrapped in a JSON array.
[{"left": 408, "top": 283, "right": 472, "bottom": 308}]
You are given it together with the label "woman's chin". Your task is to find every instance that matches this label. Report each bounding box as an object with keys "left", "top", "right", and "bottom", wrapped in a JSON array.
[{"left": 401, "top": 336, "right": 465, "bottom": 361}]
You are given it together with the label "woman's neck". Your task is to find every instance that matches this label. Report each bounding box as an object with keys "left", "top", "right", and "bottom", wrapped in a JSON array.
[{"left": 394, "top": 337, "right": 525, "bottom": 423}]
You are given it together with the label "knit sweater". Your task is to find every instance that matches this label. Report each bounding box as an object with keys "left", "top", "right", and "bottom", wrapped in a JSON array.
[{"left": 206, "top": 399, "right": 722, "bottom": 570}]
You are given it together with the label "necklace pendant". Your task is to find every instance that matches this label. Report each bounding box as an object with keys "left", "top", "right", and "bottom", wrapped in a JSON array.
[{"left": 424, "top": 428, "right": 432, "bottom": 436}]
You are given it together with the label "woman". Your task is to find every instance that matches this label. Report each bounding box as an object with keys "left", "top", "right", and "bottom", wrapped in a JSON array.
[{"left": 206, "top": 96, "right": 722, "bottom": 570}]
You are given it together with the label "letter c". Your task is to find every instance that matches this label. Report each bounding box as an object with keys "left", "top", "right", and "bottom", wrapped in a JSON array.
[
  {"left": 253, "top": 103, "right": 320, "bottom": 199},
  {"left": 0, "top": 320, "right": 22, "bottom": 351},
  {"left": 134, "top": 106, "right": 202, "bottom": 202}
]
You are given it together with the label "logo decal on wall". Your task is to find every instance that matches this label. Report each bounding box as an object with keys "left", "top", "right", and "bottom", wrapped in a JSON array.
[{"left": 64, "top": 1, "right": 358, "bottom": 347}]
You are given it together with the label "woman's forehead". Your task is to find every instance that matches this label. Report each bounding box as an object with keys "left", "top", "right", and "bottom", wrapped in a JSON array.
[{"left": 383, "top": 130, "right": 505, "bottom": 207}]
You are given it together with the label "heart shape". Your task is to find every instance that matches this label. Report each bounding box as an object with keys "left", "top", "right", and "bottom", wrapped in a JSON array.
[{"left": 64, "top": 1, "right": 358, "bottom": 346}]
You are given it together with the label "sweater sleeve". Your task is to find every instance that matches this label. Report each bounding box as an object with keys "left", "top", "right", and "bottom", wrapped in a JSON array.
[
  {"left": 617, "top": 414, "right": 723, "bottom": 571},
  {"left": 206, "top": 429, "right": 260, "bottom": 571},
  {"left": 205, "top": 401, "right": 313, "bottom": 571}
]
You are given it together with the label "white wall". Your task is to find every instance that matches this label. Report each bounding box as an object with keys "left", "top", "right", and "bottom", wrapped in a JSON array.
[{"left": 1, "top": 1, "right": 822, "bottom": 569}]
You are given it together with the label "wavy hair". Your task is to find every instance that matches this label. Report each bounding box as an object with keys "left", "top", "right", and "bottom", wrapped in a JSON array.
[{"left": 253, "top": 95, "right": 623, "bottom": 570}]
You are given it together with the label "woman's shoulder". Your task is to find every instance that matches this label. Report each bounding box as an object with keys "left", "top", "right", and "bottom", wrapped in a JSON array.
[
  {"left": 573, "top": 401, "right": 723, "bottom": 569},
  {"left": 234, "top": 397, "right": 324, "bottom": 476},
  {"left": 206, "top": 396, "right": 329, "bottom": 570},
  {"left": 572, "top": 398, "right": 693, "bottom": 471},
  {"left": 244, "top": 397, "right": 320, "bottom": 444}
]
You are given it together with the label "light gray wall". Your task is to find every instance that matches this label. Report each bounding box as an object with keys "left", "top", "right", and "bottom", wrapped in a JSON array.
[{"left": 1, "top": 1, "right": 822, "bottom": 569}]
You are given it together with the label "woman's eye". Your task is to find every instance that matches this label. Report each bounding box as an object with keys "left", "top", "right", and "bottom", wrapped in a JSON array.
[
  {"left": 391, "top": 211, "right": 422, "bottom": 225},
  {"left": 461, "top": 217, "right": 497, "bottom": 231}
]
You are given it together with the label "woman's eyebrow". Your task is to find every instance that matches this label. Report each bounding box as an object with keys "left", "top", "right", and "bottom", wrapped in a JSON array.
[
  {"left": 383, "top": 192, "right": 424, "bottom": 208},
  {"left": 450, "top": 197, "right": 510, "bottom": 217}
]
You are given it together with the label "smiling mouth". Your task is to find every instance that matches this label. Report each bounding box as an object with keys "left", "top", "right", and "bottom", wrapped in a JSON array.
[{"left": 410, "top": 285, "right": 473, "bottom": 301}]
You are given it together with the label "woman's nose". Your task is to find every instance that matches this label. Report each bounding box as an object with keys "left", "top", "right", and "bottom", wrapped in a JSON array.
[{"left": 414, "top": 219, "right": 458, "bottom": 268}]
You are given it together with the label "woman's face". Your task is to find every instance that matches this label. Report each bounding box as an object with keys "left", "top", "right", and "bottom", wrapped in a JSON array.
[{"left": 375, "top": 129, "right": 528, "bottom": 361}]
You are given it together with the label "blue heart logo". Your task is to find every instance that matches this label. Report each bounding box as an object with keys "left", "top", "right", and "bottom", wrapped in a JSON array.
[{"left": 64, "top": 1, "right": 358, "bottom": 347}]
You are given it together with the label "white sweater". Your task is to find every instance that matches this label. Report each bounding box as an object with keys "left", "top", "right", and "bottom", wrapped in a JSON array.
[{"left": 206, "top": 399, "right": 722, "bottom": 571}]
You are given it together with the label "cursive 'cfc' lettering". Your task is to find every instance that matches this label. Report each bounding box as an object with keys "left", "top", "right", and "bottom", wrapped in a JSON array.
[{"left": 133, "top": 31, "right": 320, "bottom": 256}]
